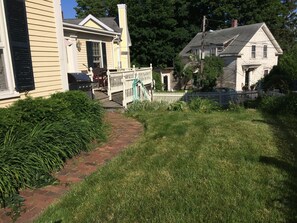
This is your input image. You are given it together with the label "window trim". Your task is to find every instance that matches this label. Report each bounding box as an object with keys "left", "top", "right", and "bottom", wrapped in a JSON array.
[
  {"left": 87, "top": 39, "right": 107, "bottom": 69},
  {"left": 263, "top": 45, "right": 267, "bottom": 58},
  {"left": 0, "top": 0, "right": 19, "bottom": 99},
  {"left": 251, "top": 45, "right": 256, "bottom": 58}
]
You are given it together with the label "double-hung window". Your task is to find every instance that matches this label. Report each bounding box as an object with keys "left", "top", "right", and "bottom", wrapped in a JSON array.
[
  {"left": 0, "top": 0, "right": 34, "bottom": 98},
  {"left": 263, "top": 45, "right": 267, "bottom": 58},
  {"left": 0, "top": 1, "right": 12, "bottom": 95},
  {"left": 86, "top": 41, "right": 107, "bottom": 69},
  {"left": 251, "top": 45, "right": 256, "bottom": 58}
]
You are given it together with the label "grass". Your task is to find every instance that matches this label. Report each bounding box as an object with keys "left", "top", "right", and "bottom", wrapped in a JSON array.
[{"left": 35, "top": 109, "right": 297, "bottom": 222}]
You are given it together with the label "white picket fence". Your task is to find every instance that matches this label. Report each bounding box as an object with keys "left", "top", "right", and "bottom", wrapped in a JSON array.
[{"left": 107, "top": 65, "right": 153, "bottom": 107}]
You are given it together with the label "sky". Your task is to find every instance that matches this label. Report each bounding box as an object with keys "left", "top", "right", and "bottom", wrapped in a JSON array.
[{"left": 61, "top": 0, "right": 77, "bottom": 19}]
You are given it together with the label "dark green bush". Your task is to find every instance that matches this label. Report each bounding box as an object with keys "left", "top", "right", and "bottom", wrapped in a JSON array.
[
  {"left": 259, "top": 93, "right": 297, "bottom": 115},
  {"left": 0, "top": 91, "right": 106, "bottom": 217},
  {"left": 153, "top": 71, "right": 163, "bottom": 91}
]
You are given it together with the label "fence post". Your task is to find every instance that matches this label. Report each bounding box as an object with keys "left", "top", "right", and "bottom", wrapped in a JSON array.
[
  {"left": 133, "top": 65, "right": 136, "bottom": 79},
  {"left": 107, "top": 69, "right": 112, "bottom": 100},
  {"left": 122, "top": 76, "right": 126, "bottom": 108}
]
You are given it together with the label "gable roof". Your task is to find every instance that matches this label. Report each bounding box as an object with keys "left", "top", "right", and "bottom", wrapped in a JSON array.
[
  {"left": 180, "top": 23, "right": 283, "bottom": 57},
  {"left": 63, "top": 15, "right": 122, "bottom": 34}
]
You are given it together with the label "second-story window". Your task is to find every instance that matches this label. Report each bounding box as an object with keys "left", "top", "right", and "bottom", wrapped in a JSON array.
[
  {"left": 263, "top": 45, "right": 267, "bottom": 58},
  {"left": 251, "top": 45, "right": 256, "bottom": 58}
]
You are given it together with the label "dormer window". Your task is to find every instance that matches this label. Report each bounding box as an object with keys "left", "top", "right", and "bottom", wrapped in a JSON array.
[
  {"left": 251, "top": 45, "right": 256, "bottom": 58},
  {"left": 263, "top": 45, "right": 267, "bottom": 58}
]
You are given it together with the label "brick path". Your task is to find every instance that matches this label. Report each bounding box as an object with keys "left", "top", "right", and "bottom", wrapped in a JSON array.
[{"left": 0, "top": 112, "right": 143, "bottom": 223}]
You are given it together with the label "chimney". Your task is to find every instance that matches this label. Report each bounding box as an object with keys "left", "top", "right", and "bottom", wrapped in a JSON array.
[
  {"left": 231, "top": 19, "right": 238, "bottom": 28},
  {"left": 117, "top": 4, "right": 131, "bottom": 68}
]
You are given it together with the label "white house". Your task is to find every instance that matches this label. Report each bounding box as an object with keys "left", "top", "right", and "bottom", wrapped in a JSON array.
[{"left": 180, "top": 22, "right": 283, "bottom": 91}]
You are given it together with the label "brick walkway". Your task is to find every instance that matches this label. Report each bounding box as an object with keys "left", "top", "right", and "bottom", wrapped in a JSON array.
[{"left": 0, "top": 112, "right": 143, "bottom": 223}]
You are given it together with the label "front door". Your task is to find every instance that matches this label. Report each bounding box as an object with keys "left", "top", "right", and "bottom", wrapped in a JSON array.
[{"left": 245, "top": 70, "right": 250, "bottom": 89}]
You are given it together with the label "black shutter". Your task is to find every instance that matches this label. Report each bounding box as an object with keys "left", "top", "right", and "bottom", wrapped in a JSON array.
[
  {"left": 86, "top": 41, "right": 94, "bottom": 69},
  {"left": 4, "top": 0, "right": 35, "bottom": 92},
  {"left": 102, "top": 42, "right": 107, "bottom": 68}
]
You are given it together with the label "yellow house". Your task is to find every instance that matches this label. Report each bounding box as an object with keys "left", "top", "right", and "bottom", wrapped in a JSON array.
[
  {"left": 0, "top": 0, "right": 68, "bottom": 108},
  {"left": 63, "top": 4, "right": 132, "bottom": 73}
]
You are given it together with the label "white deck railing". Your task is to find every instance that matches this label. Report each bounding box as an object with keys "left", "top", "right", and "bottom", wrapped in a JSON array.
[{"left": 107, "top": 65, "right": 153, "bottom": 107}]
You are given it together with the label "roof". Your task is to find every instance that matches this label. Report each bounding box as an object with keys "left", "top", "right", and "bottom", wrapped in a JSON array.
[
  {"left": 63, "top": 16, "right": 122, "bottom": 33},
  {"left": 180, "top": 23, "right": 283, "bottom": 57}
]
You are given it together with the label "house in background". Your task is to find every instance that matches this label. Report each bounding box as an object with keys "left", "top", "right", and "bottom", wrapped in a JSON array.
[
  {"left": 63, "top": 4, "right": 132, "bottom": 74},
  {"left": 0, "top": 0, "right": 68, "bottom": 108},
  {"left": 180, "top": 22, "right": 283, "bottom": 91}
]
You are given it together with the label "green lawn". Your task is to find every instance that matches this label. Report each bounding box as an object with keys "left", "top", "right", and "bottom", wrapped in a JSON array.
[{"left": 36, "top": 109, "right": 297, "bottom": 222}]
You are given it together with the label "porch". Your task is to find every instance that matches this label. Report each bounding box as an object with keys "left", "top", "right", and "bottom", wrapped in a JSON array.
[{"left": 93, "top": 65, "right": 153, "bottom": 108}]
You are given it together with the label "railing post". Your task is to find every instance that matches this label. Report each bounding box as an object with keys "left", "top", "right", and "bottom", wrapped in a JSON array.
[
  {"left": 133, "top": 65, "right": 136, "bottom": 79},
  {"left": 122, "top": 76, "right": 126, "bottom": 108},
  {"left": 107, "top": 69, "right": 112, "bottom": 100},
  {"left": 150, "top": 63, "right": 153, "bottom": 100}
]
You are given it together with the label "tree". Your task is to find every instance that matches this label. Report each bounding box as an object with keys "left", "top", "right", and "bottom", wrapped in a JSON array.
[
  {"left": 263, "top": 43, "right": 297, "bottom": 92},
  {"left": 75, "top": 0, "right": 198, "bottom": 67},
  {"left": 75, "top": 0, "right": 297, "bottom": 66},
  {"left": 75, "top": 0, "right": 119, "bottom": 17},
  {"left": 199, "top": 56, "right": 224, "bottom": 91}
]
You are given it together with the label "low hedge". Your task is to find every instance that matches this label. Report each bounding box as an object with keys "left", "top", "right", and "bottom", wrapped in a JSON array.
[
  {"left": 0, "top": 91, "right": 106, "bottom": 217},
  {"left": 259, "top": 93, "right": 297, "bottom": 115}
]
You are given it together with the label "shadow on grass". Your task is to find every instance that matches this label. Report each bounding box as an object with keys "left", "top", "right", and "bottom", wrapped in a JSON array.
[{"left": 254, "top": 115, "right": 297, "bottom": 222}]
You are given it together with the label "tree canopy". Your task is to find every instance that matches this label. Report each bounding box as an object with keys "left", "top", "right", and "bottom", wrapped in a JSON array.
[{"left": 75, "top": 0, "right": 297, "bottom": 67}]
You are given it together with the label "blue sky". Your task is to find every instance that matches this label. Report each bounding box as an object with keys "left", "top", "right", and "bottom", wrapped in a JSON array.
[{"left": 61, "top": 0, "right": 77, "bottom": 19}]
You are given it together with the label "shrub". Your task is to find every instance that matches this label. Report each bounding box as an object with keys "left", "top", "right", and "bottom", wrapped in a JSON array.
[
  {"left": 188, "top": 97, "right": 220, "bottom": 113},
  {"left": 227, "top": 101, "right": 245, "bottom": 112},
  {"left": 167, "top": 101, "right": 188, "bottom": 111},
  {"left": 259, "top": 93, "right": 297, "bottom": 115},
  {"left": 153, "top": 71, "right": 163, "bottom": 91},
  {"left": 0, "top": 91, "right": 106, "bottom": 219}
]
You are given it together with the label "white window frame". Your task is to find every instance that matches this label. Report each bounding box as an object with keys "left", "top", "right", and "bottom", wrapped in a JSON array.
[
  {"left": 263, "top": 45, "right": 267, "bottom": 58},
  {"left": 89, "top": 40, "right": 105, "bottom": 68},
  {"left": 251, "top": 45, "right": 256, "bottom": 58},
  {"left": 0, "top": 1, "right": 19, "bottom": 99}
]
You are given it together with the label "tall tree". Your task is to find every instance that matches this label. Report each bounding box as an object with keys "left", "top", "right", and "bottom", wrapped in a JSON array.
[{"left": 75, "top": 0, "right": 297, "bottom": 66}]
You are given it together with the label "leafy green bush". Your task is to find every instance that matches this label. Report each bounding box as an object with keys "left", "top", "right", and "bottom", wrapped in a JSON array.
[
  {"left": 153, "top": 71, "right": 163, "bottom": 91},
  {"left": 259, "top": 93, "right": 297, "bottom": 115},
  {"left": 188, "top": 97, "right": 220, "bottom": 113},
  {"left": 167, "top": 101, "right": 188, "bottom": 111},
  {"left": 0, "top": 91, "right": 106, "bottom": 218},
  {"left": 227, "top": 101, "right": 245, "bottom": 112}
]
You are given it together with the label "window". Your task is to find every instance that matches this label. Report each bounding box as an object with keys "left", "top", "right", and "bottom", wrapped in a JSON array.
[
  {"left": 263, "top": 45, "right": 267, "bottom": 58},
  {"left": 251, "top": 45, "right": 256, "bottom": 58},
  {"left": 0, "top": 49, "right": 8, "bottom": 91},
  {"left": 92, "top": 42, "right": 101, "bottom": 68},
  {"left": 0, "top": 0, "right": 34, "bottom": 97},
  {"left": 210, "top": 47, "right": 216, "bottom": 56},
  {"left": 86, "top": 41, "right": 107, "bottom": 69},
  {"left": 264, "top": 69, "right": 269, "bottom": 76},
  {"left": 0, "top": 2, "right": 10, "bottom": 93}
]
